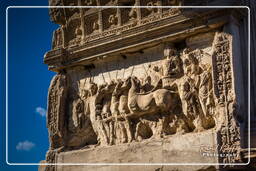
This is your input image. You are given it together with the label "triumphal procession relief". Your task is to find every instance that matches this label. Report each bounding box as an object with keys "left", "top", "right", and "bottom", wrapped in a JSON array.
[{"left": 40, "top": 0, "right": 252, "bottom": 171}]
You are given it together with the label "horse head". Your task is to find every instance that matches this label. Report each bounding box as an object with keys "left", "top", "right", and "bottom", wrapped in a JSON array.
[{"left": 121, "top": 76, "right": 132, "bottom": 89}]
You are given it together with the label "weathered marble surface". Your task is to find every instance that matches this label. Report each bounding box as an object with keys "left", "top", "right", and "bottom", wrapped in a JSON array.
[
  {"left": 40, "top": 131, "right": 219, "bottom": 171},
  {"left": 40, "top": 0, "right": 253, "bottom": 170}
]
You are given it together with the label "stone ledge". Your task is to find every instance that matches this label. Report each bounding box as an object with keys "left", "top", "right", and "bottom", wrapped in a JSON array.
[
  {"left": 57, "top": 130, "right": 218, "bottom": 164},
  {"left": 45, "top": 130, "right": 220, "bottom": 171}
]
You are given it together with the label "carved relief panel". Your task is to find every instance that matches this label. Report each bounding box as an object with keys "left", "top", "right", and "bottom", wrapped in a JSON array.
[
  {"left": 49, "top": 1, "right": 183, "bottom": 48},
  {"left": 81, "top": 0, "right": 98, "bottom": 6},
  {"left": 99, "top": 0, "right": 117, "bottom": 6},
  {"left": 102, "top": 8, "right": 119, "bottom": 30},
  {"left": 66, "top": 18, "right": 82, "bottom": 46},
  {"left": 140, "top": 0, "right": 161, "bottom": 18},
  {"left": 84, "top": 13, "right": 100, "bottom": 35},
  {"left": 47, "top": 30, "right": 241, "bottom": 165},
  {"left": 55, "top": 34, "right": 219, "bottom": 147},
  {"left": 119, "top": 0, "right": 137, "bottom": 25}
]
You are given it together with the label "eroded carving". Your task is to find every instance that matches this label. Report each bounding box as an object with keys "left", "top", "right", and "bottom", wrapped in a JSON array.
[
  {"left": 53, "top": 45, "right": 217, "bottom": 147},
  {"left": 212, "top": 32, "right": 241, "bottom": 164},
  {"left": 44, "top": 33, "right": 244, "bottom": 170},
  {"left": 44, "top": 1, "right": 245, "bottom": 167},
  {"left": 47, "top": 41, "right": 222, "bottom": 151},
  {"left": 47, "top": 73, "right": 68, "bottom": 150},
  {"left": 52, "top": 28, "right": 63, "bottom": 49},
  {"left": 49, "top": 1, "right": 181, "bottom": 48},
  {"left": 45, "top": 150, "right": 58, "bottom": 171}
]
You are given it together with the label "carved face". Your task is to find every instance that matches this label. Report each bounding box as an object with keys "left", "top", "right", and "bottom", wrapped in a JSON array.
[
  {"left": 88, "top": 83, "right": 98, "bottom": 96},
  {"left": 182, "top": 52, "right": 199, "bottom": 75},
  {"left": 183, "top": 81, "right": 191, "bottom": 92},
  {"left": 183, "top": 58, "right": 191, "bottom": 74},
  {"left": 164, "top": 48, "right": 177, "bottom": 59},
  {"left": 162, "top": 55, "right": 183, "bottom": 77}
]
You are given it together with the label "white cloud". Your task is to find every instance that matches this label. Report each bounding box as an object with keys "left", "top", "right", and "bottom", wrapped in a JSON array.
[
  {"left": 36, "top": 107, "right": 46, "bottom": 117},
  {"left": 16, "top": 140, "right": 35, "bottom": 151}
]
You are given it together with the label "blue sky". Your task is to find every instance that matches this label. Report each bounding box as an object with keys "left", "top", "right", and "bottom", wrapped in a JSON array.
[{"left": 1, "top": 1, "right": 59, "bottom": 171}]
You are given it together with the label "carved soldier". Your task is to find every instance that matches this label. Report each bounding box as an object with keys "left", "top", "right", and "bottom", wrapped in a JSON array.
[
  {"left": 128, "top": 1, "right": 138, "bottom": 20},
  {"left": 161, "top": 44, "right": 183, "bottom": 89},
  {"left": 75, "top": 98, "right": 85, "bottom": 129},
  {"left": 113, "top": 77, "right": 133, "bottom": 144},
  {"left": 85, "top": 82, "right": 109, "bottom": 145},
  {"left": 198, "top": 64, "right": 215, "bottom": 117},
  {"left": 179, "top": 49, "right": 216, "bottom": 130},
  {"left": 178, "top": 49, "right": 201, "bottom": 119},
  {"left": 162, "top": 45, "right": 183, "bottom": 78}
]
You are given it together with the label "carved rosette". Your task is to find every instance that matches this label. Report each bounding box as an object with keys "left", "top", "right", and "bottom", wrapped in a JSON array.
[{"left": 212, "top": 32, "right": 241, "bottom": 164}]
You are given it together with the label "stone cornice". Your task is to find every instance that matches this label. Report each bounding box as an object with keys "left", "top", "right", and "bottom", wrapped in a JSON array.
[{"left": 44, "top": 8, "right": 235, "bottom": 71}]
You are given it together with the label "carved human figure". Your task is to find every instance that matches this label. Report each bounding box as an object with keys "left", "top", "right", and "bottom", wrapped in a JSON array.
[
  {"left": 179, "top": 49, "right": 201, "bottom": 119},
  {"left": 182, "top": 48, "right": 200, "bottom": 77},
  {"left": 146, "top": 1, "right": 160, "bottom": 14},
  {"left": 85, "top": 82, "right": 109, "bottom": 145},
  {"left": 161, "top": 45, "right": 183, "bottom": 90},
  {"left": 162, "top": 46, "right": 183, "bottom": 78},
  {"left": 108, "top": 14, "right": 118, "bottom": 28},
  {"left": 179, "top": 49, "right": 216, "bottom": 130},
  {"left": 198, "top": 64, "right": 215, "bottom": 117},
  {"left": 74, "top": 98, "right": 85, "bottom": 129},
  {"left": 148, "top": 65, "right": 162, "bottom": 86},
  {"left": 95, "top": 81, "right": 117, "bottom": 145},
  {"left": 179, "top": 76, "right": 199, "bottom": 119},
  {"left": 129, "top": 2, "right": 138, "bottom": 20},
  {"left": 92, "top": 20, "right": 99, "bottom": 33},
  {"left": 75, "top": 26, "right": 82, "bottom": 41},
  {"left": 65, "top": 87, "right": 97, "bottom": 148}
]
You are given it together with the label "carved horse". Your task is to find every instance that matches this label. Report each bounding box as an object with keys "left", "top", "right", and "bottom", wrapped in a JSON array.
[{"left": 127, "top": 77, "right": 177, "bottom": 117}]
